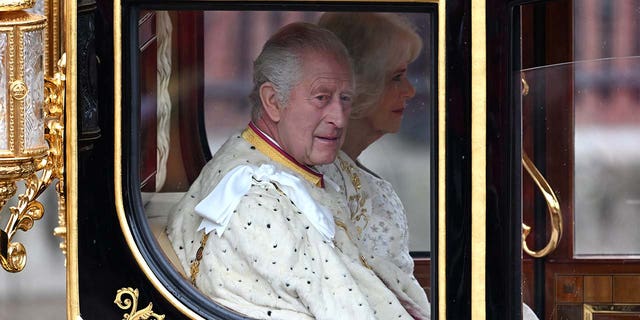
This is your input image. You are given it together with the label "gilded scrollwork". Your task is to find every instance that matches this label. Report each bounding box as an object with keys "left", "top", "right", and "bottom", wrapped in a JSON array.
[
  {"left": 520, "top": 75, "right": 563, "bottom": 259},
  {"left": 1, "top": 166, "right": 48, "bottom": 272},
  {"left": 521, "top": 152, "right": 563, "bottom": 258},
  {"left": 114, "top": 287, "right": 166, "bottom": 320},
  {"left": 0, "top": 55, "right": 66, "bottom": 272},
  {"left": 46, "top": 56, "right": 67, "bottom": 260}
]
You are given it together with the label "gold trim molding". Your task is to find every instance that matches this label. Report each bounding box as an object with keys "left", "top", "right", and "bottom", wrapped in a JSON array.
[
  {"left": 114, "top": 287, "right": 166, "bottom": 320},
  {"left": 471, "top": 0, "right": 487, "bottom": 318},
  {"left": 437, "top": 0, "right": 446, "bottom": 319},
  {"left": 0, "top": 0, "right": 34, "bottom": 11},
  {"left": 584, "top": 304, "right": 640, "bottom": 320},
  {"left": 63, "top": 0, "right": 79, "bottom": 312}
]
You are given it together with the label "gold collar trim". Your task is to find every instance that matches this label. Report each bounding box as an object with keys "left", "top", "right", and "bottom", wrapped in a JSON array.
[{"left": 242, "top": 123, "right": 324, "bottom": 188}]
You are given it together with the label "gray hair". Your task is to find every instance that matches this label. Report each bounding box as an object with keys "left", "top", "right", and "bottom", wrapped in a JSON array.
[
  {"left": 318, "top": 12, "right": 423, "bottom": 118},
  {"left": 249, "top": 22, "right": 353, "bottom": 120}
]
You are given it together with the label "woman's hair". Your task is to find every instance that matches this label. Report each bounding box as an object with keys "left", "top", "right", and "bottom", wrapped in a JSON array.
[
  {"left": 318, "top": 12, "right": 423, "bottom": 118},
  {"left": 249, "top": 22, "right": 353, "bottom": 121}
]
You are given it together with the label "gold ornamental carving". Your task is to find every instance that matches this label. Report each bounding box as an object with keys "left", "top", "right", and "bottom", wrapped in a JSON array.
[
  {"left": 10, "top": 80, "right": 28, "bottom": 100},
  {"left": 0, "top": 57, "right": 66, "bottom": 272},
  {"left": 0, "top": 0, "right": 34, "bottom": 11},
  {"left": 47, "top": 56, "right": 67, "bottom": 260},
  {"left": 114, "top": 287, "right": 166, "bottom": 320}
]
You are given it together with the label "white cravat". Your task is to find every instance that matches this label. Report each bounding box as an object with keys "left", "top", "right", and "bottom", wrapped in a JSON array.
[{"left": 195, "top": 164, "right": 336, "bottom": 244}]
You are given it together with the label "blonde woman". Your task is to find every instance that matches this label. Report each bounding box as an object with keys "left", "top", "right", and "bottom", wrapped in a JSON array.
[
  {"left": 318, "top": 12, "right": 430, "bottom": 320},
  {"left": 319, "top": 12, "right": 539, "bottom": 320}
]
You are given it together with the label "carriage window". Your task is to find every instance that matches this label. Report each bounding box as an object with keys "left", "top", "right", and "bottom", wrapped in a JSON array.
[
  {"left": 519, "top": 1, "right": 640, "bottom": 318},
  {"left": 200, "top": 11, "right": 434, "bottom": 254},
  {"left": 141, "top": 11, "right": 434, "bottom": 252},
  {"left": 572, "top": 1, "right": 640, "bottom": 256},
  {"left": 521, "top": 1, "right": 640, "bottom": 258},
  {"left": 133, "top": 7, "right": 437, "bottom": 317}
]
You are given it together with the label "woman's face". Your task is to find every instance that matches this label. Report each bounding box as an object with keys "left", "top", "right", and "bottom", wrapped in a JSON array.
[{"left": 364, "top": 63, "right": 416, "bottom": 135}]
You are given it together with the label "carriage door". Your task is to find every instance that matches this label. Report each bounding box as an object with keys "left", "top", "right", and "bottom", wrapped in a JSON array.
[{"left": 518, "top": 1, "right": 640, "bottom": 319}]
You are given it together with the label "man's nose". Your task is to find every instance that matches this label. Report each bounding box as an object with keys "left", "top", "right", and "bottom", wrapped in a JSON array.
[{"left": 326, "top": 98, "right": 348, "bottom": 128}]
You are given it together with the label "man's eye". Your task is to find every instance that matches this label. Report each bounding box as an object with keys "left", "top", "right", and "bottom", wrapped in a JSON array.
[
  {"left": 315, "top": 94, "right": 330, "bottom": 101},
  {"left": 392, "top": 74, "right": 403, "bottom": 81},
  {"left": 340, "top": 95, "right": 353, "bottom": 103}
]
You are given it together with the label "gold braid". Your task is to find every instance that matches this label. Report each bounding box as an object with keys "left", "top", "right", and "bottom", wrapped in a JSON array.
[{"left": 189, "top": 232, "right": 210, "bottom": 286}]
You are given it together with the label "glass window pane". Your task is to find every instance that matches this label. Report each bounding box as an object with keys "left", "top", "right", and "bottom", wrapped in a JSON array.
[{"left": 573, "top": 0, "right": 640, "bottom": 256}]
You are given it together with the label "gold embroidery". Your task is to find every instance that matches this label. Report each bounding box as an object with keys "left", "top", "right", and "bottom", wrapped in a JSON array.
[
  {"left": 334, "top": 219, "right": 371, "bottom": 270},
  {"left": 190, "top": 232, "right": 210, "bottom": 286},
  {"left": 334, "top": 219, "right": 348, "bottom": 233},
  {"left": 359, "top": 255, "right": 372, "bottom": 269},
  {"left": 337, "top": 156, "right": 369, "bottom": 235}
]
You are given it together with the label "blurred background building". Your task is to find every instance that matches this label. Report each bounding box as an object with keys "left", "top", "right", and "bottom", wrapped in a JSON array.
[{"left": 572, "top": 0, "right": 640, "bottom": 255}]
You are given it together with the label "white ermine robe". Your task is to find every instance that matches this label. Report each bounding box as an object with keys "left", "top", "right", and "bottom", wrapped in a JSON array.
[{"left": 167, "top": 125, "right": 428, "bottom": 319}]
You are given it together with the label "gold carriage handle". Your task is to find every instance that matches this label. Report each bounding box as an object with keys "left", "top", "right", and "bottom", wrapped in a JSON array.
[{"left": 521, "top": 152, "right": 563, "bottom": 258}]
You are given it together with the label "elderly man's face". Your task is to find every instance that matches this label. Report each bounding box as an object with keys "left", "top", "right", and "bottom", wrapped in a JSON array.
[{"left": 277, "top": 51, "right": 353, "bottom": 166}]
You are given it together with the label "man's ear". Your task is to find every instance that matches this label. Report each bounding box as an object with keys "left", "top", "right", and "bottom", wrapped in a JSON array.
[{"left": 259, "top": 82, "right": 282, "bottom": 122}]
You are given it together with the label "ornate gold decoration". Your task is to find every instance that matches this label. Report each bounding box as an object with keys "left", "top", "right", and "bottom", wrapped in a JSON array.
[
  {"left": 521, "top": 152, "right": 563, "bottom": 258},
  {"left": 0, "top": 156, "right": 45, "bottom": 207},
  {"left": 334, "top": 219, "right": 371, "bottom": 270},
  {"left": 43, "top": 0, "right": 61, "bottom": 76},
  {"left": 52, "top": 177, "right": 66, "bottom": 259},
  {"left": 0, "top": 0, "right": 34, "bottom": 11},
  {"left": 520, "top": 74, "right": 563, "bottom": 258},
  {"left": 189, "top": 232, "right": 209, "bottom": 285},
  {"left": 336, "top": 156, "right": 369, "bottom": 236},
  {"left": 114, "top": 287, "right": 166, "bottom": 320},
  {"left": 47, "top": 55, "right": 66, "bottom": 260},
  {"left": 0, "top": 56, "right": 66, "bottom": 272},
  {"left": 9, "top": 79, "right": 27, "bottom": 100}
]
